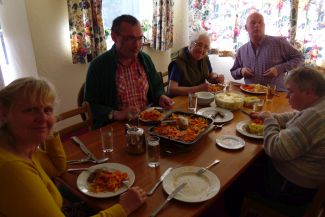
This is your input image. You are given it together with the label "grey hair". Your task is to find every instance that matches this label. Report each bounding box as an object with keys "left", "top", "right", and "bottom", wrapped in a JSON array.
[
  {"left": 285, "top": 66, "right": 325, "bottom": 97},
  {"left": 189, "top": 31, "right": 210, "bottom": 45}
]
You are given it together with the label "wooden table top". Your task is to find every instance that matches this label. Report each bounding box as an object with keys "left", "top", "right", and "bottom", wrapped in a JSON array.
[{"left": 59, "top": 87, "right": 293, "bottom": 217}]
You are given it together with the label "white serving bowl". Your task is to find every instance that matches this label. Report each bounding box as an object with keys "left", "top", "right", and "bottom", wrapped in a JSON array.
[{"left": 196, "top": 91, "right": 215, "bottom": 106}]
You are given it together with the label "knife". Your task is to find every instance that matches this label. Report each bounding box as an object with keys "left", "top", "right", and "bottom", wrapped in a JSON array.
[
  {"left": 150, "top": 183, "right": 187, "bottom": 217},
  {"left": 147, "top": 167, "right": 173, "bottom": 196},
  {"left": 71, "top": 136, "right": 99, "bottom": 163}
]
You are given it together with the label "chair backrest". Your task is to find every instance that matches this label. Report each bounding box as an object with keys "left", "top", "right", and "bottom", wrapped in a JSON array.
[
  {"left": 159, "top": 71, "right": 169, "bottom": 92},
  {"left": 307, "top": 181, "right": 325, "bottom": 217},
  {"left": 240, "top": 181, "right": 325, "bottom": 217},
  {"left": 77, "top": 83, "right": 86, "bottom": 120},
  {"left": 56, "top": 101, "right": 93, "bottom": 139}
]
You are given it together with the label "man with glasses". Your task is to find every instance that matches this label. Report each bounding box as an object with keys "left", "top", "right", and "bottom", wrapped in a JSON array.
[
  {"left": 85, "top": 14, "right": 173, "bottom": 129},
  {"left": 167, "top": 32, "right": 224, "bottom": 96}
]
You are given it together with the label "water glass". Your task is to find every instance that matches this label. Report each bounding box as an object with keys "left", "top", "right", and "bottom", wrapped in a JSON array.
[
  {"left": 266, "top": 84, "right": 276, "bottom": 102},
  {"left": 188, "top": 93, "right": 197, "bottom": 113},
  {"left": 253, "top": 99, "right": 264, "bottom": 112},
  {"left": 100, "top": 127, "right": 114, "bottom": 153},
  {"left": 146, "top": 136, "right": 160, "bottom": 168}
]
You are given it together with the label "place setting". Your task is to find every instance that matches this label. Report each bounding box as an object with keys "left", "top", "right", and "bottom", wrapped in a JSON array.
[
  {"left": 74, "top": 162, "right": 135, "bottom": 198},
  {"left": 149, "top": 160, "right": 221, "bottom": 216}
]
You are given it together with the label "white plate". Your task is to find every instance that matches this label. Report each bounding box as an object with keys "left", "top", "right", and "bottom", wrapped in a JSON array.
[
  {"left": 216, "top": 135, "right": 245, "bottom": 149},
  {"left": 236, "top": 121, "right": 264, "bottom": 139},
  {"left": 139, "top": 107, "right": 165, "bottom": 123},
  {"left": 162, "top": 166, "right": 220, "bottom": 203},
  {"left": 76, "top": 163, "right": 135, "bottom": 198},
  {"left": 197, "top": 107, "right": 233, "bottom": 123},
  {"left": 240, "top": 84, "right": 267, "bottom": 94}
]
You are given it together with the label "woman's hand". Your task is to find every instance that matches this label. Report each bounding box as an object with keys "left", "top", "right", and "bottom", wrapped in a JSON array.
[{"left": 119, "top": 186, "right": 147, "bottom": 215}]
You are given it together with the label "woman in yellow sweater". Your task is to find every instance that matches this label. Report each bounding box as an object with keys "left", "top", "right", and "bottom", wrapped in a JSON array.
[{"left": 0, "top": 77, "right": 147, "bottom": 217}]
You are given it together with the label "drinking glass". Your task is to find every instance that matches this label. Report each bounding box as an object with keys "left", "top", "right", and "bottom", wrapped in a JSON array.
[
  {"left": 146, "top": 136, "right": 160, "bottom": 168},
  {"left": 253, "top": 99, "right": 264, "bottom": 112},
  {"left": 100, "top": 127, "right": 114, "bottom": 153},
  {"left": 266, "top": 84, "right": 276, "bottom": 102},
  {"left": 188, "top": 93, "right": 197, "bottom": 114}
]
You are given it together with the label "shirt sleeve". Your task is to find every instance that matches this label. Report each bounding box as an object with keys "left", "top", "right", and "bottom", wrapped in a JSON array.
[
  {"left": 230, "top": 49, "right": 244, "bottom": 80},
  {"left": 92, "top": 204, "right": 127, "bottom": 217},
  {"left": 35, "top": 132, "right": 67, "bottom": 177},
  {"left": 263, "top": 109, "right": 323, "bottom": 161},
  {"left": 273, "top": 37, "right": 305, "bottom": 74},
  {"left": 169, "top": 62, "right": 181, "bottom": 83},
  {"left": 0, "top": 161, "right": 66, "bottom": 217}
]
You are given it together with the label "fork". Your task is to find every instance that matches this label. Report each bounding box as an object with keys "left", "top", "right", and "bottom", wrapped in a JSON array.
[
  {"left": 122, "top": 180, "right": 131, "bottom": 189},
  {"left": 197, "top": 159, "right": 221, "bottom": 175}
]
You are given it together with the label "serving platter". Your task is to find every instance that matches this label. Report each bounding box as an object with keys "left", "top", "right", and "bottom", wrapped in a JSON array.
[{"left": 148, "top": 111, "right": 214, "bottom": 145}]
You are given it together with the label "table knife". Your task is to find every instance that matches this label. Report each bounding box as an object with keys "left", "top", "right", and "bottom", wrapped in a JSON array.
[
  {"left": 71, "top": 136, "right": 99, "bottom": 163},
  {"left": 147, "top": 167, "right": 173, "bottom": 196},
  {"left": 150, "top": 183, "right": 187, "bottom": 217}
]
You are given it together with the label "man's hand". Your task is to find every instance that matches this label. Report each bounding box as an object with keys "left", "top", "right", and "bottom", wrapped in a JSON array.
[
  {"left": 241, "top": 67, "right": 254, "bottom": 77},
  {"left": 263, "top": 67, "right": 278, "bottom": 78},
  {"left": 159, "top": 95, "right": 174, "bottom": 109}
]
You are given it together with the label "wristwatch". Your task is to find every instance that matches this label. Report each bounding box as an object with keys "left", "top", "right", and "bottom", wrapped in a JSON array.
[{"left": 108, "top": 111, "right": 114, "bottom": 120}]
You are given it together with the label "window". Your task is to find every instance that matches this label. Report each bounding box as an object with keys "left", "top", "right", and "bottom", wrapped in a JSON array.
[
  {"left": 0, "top": 24, "right": 8, "bottom": 87},
  {"left": 102, "top": 0, "right": 153, "bottom": 48}
]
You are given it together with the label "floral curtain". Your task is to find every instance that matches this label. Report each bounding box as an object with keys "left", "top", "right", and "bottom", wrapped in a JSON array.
[
  {"left": 189, "top": 0, "right": 325, "bottom": 67},
  {"left": 67, "top": 0, "right": 107, "bottom": 64},
  {"left": 151, "top": 0, "right": 174, "bottom": 51}
]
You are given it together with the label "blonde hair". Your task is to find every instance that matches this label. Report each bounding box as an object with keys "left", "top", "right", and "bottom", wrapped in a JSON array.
[{"left": 0, "top": 77, "right": 56, "bottom": 110}]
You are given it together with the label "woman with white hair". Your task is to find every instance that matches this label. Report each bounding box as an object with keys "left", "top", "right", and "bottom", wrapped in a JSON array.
[{"left": 167, "top": 32, "right": 224, "bottom": 96}]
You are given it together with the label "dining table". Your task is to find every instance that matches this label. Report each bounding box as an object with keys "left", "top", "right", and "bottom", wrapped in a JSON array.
[{"left": 58, "top": 84, "right": 293, "bottom": 217}]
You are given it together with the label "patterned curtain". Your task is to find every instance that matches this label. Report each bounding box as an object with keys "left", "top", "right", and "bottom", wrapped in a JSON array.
[
  {"left": 189, "top": 0, "right": 325, "bottom": 67},
  {"left": 295, "top": 0, "right": 325, "bottom": 66},
  {"left": 67, "top": 0, "right": 107, "bottom": 64},
  {"left": 151, "top": 0, "right": 174, "bottom": 51}
]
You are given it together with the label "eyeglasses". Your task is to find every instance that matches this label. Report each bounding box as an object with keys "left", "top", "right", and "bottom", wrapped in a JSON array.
[
  {"left": 118, "top": 34, "right": 147, "bottom": 44},
  {"left": 192, "top": 42, "right": 210, "bottom": 51}
]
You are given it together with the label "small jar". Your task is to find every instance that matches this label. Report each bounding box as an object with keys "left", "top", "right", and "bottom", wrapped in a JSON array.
[{"left": 125, "top": 127, "right": 146, "bottom": 154}]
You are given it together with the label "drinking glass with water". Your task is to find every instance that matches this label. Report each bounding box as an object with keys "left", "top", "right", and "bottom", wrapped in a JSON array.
[{"left": 147, "top": 136, "right": 160, "bottom": 168}]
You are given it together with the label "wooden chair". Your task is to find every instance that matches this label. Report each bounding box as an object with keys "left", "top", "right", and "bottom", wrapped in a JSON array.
[
  {"left": 56, "top": 101, "right": 93, "bottom": 139},
  {"left": 159, "top": 71, "right": 169, "bottom": 92},
  {"left": 240, "top": 182, "right": 325, "bottom": 217},
  {"left": 77, "top": 83, "right": 87, "bottom": 121}
]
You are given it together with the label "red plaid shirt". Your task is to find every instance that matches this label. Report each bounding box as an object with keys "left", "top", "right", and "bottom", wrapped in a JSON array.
[{"left": 116, "top": 59, "right": 149, "bottom": 110}]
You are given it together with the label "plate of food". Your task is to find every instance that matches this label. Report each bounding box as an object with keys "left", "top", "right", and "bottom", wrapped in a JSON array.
[
  {"left": 236, "top": 119, "right": 264, "bottom": 139},
  {"left": 240, "top": 84, "right": 267, "bottom": 94},
  {"left": 76, "top": 163, "right": 135, "bottom": 198},
  {"left": 216, "top": 135, "right": 245, "bottom": 150},
  {"left": 149, "top": 111, "right": 213, "bottom": 145},
  {"left": 196, "top": 107, "right": 233, "bottom": 123},
  {"left": 139, "top": 107, "right": 165, "bottom": 123},
  {"left": 208, "top": 84, "right": 224, "bottom": 93},
  {"left": 162, "top": 166, "right": 220, "bottom": 202}
]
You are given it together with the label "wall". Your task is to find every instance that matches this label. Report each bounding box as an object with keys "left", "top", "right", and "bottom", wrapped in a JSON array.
[
  {"left": 24, "top": 0, "right": 188, "bottom": 115},
  {"left": 0, "top": 0, "right": 38, "bottom": 84}
]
